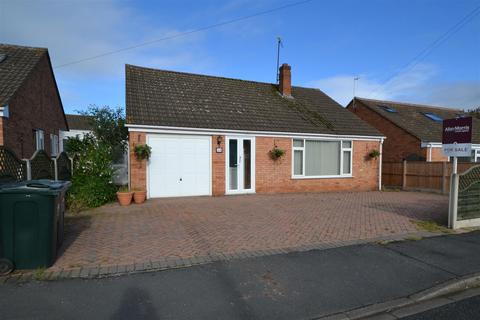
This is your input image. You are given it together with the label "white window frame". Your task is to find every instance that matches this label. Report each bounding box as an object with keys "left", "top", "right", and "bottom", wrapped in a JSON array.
[
  {"left": 50, "top": 133, "right": 59, "bottom": 156},
  {"left": 35, "top": 129, "right": 45, "bottom": 151},
  {"left": 475, "top": 148, "right": 480, "bottom": 163},
  {"left": 292, "top": 138, "right": 353, "bottom": 179}
]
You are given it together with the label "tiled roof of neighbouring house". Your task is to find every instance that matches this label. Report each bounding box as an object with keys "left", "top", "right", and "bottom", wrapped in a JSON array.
[
  {"left": 353, "top": 97, "right": 480, "bottom": 144},
  {"left": 66, "top": 114, "right": 94, "bottom": 131},
  {"left": 125, "top": 64, "right": 382, "bottom": 137},
  {"left": 0, "top": 44, "right": 47, "bottom": 108}
]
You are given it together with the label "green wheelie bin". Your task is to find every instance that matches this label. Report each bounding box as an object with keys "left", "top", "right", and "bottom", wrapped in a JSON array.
[{"left": 0, "top": 179, "right": 71, "bottom": 274}]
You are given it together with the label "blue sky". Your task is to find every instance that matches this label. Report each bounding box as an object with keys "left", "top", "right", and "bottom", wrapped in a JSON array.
[{"left": 1, "top": 0, "right": 479, "bottom": 113}]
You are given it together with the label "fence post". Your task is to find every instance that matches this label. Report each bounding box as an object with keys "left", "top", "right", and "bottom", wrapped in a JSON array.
[
  {"left": 53, "top": 157, "right": 58, "bottom": 181},
  {"left": 442, "top": 161, "right": 448, "bottom": 194},
  {"left": 448, "top": 173, "right": 459, "bottom": 229},
  {"left": 402, "top": 160, "right": 407, "bottom": 189},
  {"left": 25, "top": 159, "right": 32, "bottom": 180}
]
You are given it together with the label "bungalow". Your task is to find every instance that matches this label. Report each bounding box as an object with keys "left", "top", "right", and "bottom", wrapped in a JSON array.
[
  {"left": 0, "top": 44, "right": 68, "bottom": 158},
  {"left": 126, "top": 64, "right": 384, "bottom": 198},
  {"left": 347, "top": 98, "right": 480, "bottom": 163}
]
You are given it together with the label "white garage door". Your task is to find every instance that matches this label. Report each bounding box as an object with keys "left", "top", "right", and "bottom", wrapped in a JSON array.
[{"left": 147, "top": 135, "right": 211, "bottom": 198}]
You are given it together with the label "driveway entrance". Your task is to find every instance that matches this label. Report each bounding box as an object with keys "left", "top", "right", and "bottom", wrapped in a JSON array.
[{"left": 53, "top": 191, "right": 447, "bottom": 274}]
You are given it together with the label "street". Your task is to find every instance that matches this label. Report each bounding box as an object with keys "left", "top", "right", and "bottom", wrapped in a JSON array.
[
  {"left": 401, "top": 295, "right": 480, "bottom": 320},
  {"left": 1, "top": 231, "right": 480, "bottom": 320}
]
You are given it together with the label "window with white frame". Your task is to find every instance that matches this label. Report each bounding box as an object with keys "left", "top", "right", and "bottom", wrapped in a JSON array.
[
  {"left": 35, "top": 130, "right": 44, "bottom": 151},
  {"left": 50, "top": 134, "right": 59, "bottom": 156},
  {"left": 292, "top": 139, "right": 352, "bottom": 177}
]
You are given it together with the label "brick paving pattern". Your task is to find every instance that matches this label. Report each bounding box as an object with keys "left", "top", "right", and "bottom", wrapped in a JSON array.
[{"left": 49, "top": 191, "right": 447, "bottom": 274}]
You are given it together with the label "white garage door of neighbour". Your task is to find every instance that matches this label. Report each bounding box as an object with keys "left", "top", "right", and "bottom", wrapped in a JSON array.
[{"left": 148, "top": 135, "right": 211, "bottom": 198}]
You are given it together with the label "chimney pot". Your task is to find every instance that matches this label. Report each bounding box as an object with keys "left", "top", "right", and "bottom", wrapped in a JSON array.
[{"left": 279, "top": 63, "right": 292, "bottom": 97}]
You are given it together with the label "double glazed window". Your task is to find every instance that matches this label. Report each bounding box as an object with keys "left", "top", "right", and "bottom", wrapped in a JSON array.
[
  {"left": 50, "top": 134, "right": 59, "bottom": 156},
  {"left": 35, "top": 130, "right": 44, "bottom": 151},
  {"left": 293, "top": 139, "right": 352, "bottom": 177}
]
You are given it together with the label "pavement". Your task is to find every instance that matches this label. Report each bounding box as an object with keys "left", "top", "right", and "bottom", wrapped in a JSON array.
[
  {"left": 1, "top": 231, "right": 480, "bottom": 320},
  {"left": 49, "top": 191, "right": 447, "bottom": 277}
]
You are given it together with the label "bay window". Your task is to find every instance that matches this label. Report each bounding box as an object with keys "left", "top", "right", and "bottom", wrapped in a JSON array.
[{"left": 292, "top": 139, "right": 352, "bottom": 177}]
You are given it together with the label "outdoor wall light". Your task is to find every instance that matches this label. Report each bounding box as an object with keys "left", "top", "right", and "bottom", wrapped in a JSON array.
[{"left": 216, "top": 136, "right": 223, "bottom": 153}]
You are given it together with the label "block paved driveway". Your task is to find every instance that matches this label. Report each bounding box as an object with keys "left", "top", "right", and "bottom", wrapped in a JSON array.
[{"left": 53, "top": 191, "right": 448, "bottom": 272}]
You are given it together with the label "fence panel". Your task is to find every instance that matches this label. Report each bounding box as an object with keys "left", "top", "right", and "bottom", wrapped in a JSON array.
[
  {"left": 383, "top": 160, "right": 478, "bottom": 193},
  {"left": 382, "top": 162, "right": 403, "bottom": 187},
  {"left": 30, "top": 150, "right": 55, "bottom": 180},
  {"left": 0, "top": 146, "right": 27, "bottom": 183},
  {"left": 56, "top": 152, "right": 72, "bottom": 181},
  {"left": 457, "top": 166, "right": 480, "bottom": 221}
]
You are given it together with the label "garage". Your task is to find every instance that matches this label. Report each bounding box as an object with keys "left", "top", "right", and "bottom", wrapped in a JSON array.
[{"left": 147, "top": 135, "right": 211, "bottom": 198}]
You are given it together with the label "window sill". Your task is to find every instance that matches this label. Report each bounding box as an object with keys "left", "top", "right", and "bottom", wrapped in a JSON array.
[{"left": 291, "top": 175, "right": 353, "bottom": 180}]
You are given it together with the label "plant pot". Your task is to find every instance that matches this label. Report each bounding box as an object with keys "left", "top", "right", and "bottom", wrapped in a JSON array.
[
  {"left": 133, "top": 191, "right": 147, "bottom": 204},
  {"left": 117, "top": 192, "right": 133, "bottom": 206}
]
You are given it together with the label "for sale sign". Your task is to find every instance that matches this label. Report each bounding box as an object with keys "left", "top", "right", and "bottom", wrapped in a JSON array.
[{"left": 442, "top": 117, "right": 472, "bottom": 157}]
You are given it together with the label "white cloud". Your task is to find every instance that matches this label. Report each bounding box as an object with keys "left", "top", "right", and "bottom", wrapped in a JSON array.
[
  {"left": 307, "top": 64, "right": 480, "bottom": 109},
  {"left": 0, "top": 0, "right": 208, "bottom": 77},
  {"left": 308, "top": 64, "right": 438, "bottom": 106}
]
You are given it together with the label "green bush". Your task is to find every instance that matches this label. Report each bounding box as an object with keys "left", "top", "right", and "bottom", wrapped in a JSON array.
[{"left": 67, "top": 135, "right": 117, "bottom": 212}]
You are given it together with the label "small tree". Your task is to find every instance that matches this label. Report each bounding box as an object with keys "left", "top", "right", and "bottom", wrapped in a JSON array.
[{"left": 80, "top": 105, "right": 128, "bottom": 153}]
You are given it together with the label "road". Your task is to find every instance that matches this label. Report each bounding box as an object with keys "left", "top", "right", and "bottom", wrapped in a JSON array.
[
  {"left": 1, "top": 231, "right": 480, "bottom": 320},
  {"left": 401, "top": 295, "right": 480, "bottom": 320}
]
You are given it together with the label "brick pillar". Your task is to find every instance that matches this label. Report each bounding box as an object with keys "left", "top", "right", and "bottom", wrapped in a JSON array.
[
  {"left": 212, "top": 135, "right": 225, "bottom": 196},
  {"left": 129, "top": 131, "right": 147, "bottom": 191}
]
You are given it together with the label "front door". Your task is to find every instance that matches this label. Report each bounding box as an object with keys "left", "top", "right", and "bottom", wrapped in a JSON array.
[{"left": 226, "top": 136, "right": 255, "bottom": 194}]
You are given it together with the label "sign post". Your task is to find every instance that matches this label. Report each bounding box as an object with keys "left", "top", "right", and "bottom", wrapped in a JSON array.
[{"left": 442, "top": 117, "right": 472, "bottom": 229}]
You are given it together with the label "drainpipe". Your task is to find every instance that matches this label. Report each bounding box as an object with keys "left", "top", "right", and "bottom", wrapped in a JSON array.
[
  {"left": 427, "top": 144, "right": 432, "bottom": 162},
  {"left": 378, "top": 138, "right": 384, "bottom": 191}
]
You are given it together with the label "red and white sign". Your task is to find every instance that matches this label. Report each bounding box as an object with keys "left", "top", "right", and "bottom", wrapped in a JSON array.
[{"left": 442, "top": 117, "right": 473, "bottom": 157}]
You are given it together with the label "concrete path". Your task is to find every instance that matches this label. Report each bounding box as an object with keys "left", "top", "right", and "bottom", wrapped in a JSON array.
[{"left": 1, "top": 231, "right": 479, "bottom": 320}]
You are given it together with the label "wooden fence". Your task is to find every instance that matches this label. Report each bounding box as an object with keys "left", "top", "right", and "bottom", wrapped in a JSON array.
[{"left": 382, "top": 161, "right": 478, "bottom": 194}]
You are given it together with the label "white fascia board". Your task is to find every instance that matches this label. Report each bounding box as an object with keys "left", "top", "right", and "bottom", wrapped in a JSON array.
[
  {"left": 422, "top": 141, "right": 480, "bottom": 149},
  {"left": 126, "top": 124, "right": 385, "bottom": 141}
]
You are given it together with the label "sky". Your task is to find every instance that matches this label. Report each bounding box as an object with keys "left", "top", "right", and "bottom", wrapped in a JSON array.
[{"left": 0, "top": 0, "right": 479, "bottom": 114}]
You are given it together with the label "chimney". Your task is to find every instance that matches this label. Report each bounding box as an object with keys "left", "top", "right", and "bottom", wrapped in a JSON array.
[{"left": 279, "top": 63, "right": 292, "bottom": 97}]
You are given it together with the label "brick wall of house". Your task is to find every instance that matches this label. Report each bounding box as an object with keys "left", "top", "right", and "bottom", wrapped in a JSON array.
[
  {"left": 2, "top": 53, "right": 67, "bottom": 159},
  {"left": 428, "top": 147, "right": 448, "bottom": 162},
  {"left": 129, "top": 131, "right": 147, "bottom": 190},
  {"left": 212, "top": 135, "right": 225, "bottom": 196},
  {"left": 130, "top": 132, "right": 380, "bottom": 197},
  {"left": 255, "top": 137, "right": 380, "bottom": 193},
  {"left": 348, "top": 101, "right": 424, "bottom": 162}
]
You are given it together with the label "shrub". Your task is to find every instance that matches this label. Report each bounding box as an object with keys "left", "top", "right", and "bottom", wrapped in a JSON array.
[
  {"left": 67, "top": 135, "right": 117, "bottom": 212},
  {"left": 369, "top": 149, "right": 381, "bottom": 159}
]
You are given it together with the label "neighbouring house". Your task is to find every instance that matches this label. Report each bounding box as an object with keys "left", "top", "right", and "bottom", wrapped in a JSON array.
[
  {"left": 59, "top": 114, "right": 94, "bottom": 152},
  {"left": 0, "top": 43, "right": 68, "bottom": 158},
  {"left": 347, "top": 97, "right": 480, "bottom": 163},
  {"left": 126, "top": 63, "right": 384, "bottom": 198}
]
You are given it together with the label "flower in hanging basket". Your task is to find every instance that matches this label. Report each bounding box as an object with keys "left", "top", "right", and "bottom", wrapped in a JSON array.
[
  {"left": 269, "top": 147, "right": 285, "bottom": 160},
  {"left": 369, "top": 149, "right": 380, "bottom": 159},
  {"left": 134, "top": 144, "right": 152, "bottom": 160}
]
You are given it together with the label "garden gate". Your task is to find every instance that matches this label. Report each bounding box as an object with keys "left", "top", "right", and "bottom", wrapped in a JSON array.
[{"left": 449, "top": 165, "right": 480, "bottom": 229}]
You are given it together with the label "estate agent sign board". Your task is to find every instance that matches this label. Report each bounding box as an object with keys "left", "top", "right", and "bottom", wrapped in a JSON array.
[{"left": 442, "top": 117, "right": 472, "bottom": 157}]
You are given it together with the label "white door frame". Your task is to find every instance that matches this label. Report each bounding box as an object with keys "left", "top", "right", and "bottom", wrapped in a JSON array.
[
  {"left": 146, "top": 134, "right": 212, "bottom": 198},
  {"left": 225, "top": 136, "right": 256, "bottom": 195}
]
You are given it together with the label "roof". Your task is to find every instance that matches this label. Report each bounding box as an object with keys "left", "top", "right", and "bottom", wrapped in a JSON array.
[
  {"left": 352, "top": 97, "right": 480, "bottom": 144},
  {"left": 0, "top": 44, "right": 47, "bottom": 108},
  {"left": 0, "top": 43, "right": 68, "bottom": 130},
  {"left": 66, "top": 114, "right": 94, "bottom": 131},
  {"left": 125, "top": 64, "right": 382, "bottom": 137}
]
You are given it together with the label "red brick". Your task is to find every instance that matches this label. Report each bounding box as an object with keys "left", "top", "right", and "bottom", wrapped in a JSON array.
[{"left": 1, "top": 54, "right": 67, "bottom": 158}]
